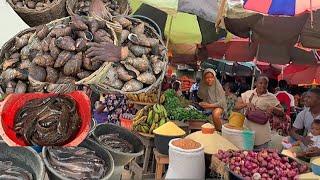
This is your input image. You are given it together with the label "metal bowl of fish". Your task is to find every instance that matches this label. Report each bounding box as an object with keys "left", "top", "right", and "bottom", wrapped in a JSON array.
[
  {"left": 0, "top": 140, "right": 45, "bottom": 180},
  {"left": 93, "top": 123, "right": 144, "bottom": 166},
  {"left": 42, "top": 138, "right": 114, "bottom": 180}
]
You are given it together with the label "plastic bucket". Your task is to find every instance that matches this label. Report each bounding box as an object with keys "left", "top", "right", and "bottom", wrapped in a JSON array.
[
  {"left": 120, "top": 117, "right": 133, "bottom": 130},
  {"left": 0, "top": 91, "right": 91, "bottom": 146},
  {"left": 242, "top": 130, "right": 255, "bottom": 150},
  {"left": 42, "top": 138, "right": 114, "bottom": 180},
  {"left": 0, "top": 140, "right": 45, "bottom": 180},
  {"left": 93, "top": 123, "right": 144, "bottom": 166}
]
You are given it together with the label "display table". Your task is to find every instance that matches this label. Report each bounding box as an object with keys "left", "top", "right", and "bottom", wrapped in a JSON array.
[
  {"left": 299, "top": 172, "right": 320, "bottom": 179},
  {"left": 154, "top": 148, "right": 169, "bottom": 180},
  {"left": 130, "top": 133, "right": 155, "bottom": 179}
]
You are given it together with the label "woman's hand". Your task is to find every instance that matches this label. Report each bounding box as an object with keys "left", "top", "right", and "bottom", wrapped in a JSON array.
[
  {"left": 304, "top": 147, "right": 320, "bottom": 157},
  {"left": 86, "top": 42, "right": 128, "bottom": 62}
]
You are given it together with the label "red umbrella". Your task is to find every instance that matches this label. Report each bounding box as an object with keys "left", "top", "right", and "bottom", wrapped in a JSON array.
[
  {"left": 205, "top": 37, "right": 320, "bottom": 65},
  {"left": 281, "top": 64, "right": 320, "bottom": 85}
]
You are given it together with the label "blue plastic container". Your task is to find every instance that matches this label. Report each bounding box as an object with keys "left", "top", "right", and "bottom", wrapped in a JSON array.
[{"left": 311, "top": 158, "right": 320, "bottom": 175}]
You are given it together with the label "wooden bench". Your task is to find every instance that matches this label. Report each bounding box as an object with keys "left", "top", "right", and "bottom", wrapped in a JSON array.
[{"left": 154, "top": 148, "right": 169, "bottom": 180}]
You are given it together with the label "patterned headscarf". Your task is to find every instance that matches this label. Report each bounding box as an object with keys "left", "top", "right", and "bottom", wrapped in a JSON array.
[{"left": 198, "top": 68, "right": 227, "bottom": 111}]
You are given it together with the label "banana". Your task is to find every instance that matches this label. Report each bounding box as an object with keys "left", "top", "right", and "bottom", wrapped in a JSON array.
[
  {"left": 133, "top": 109, "right": 144, "bottom": 121},
  {"left": 133, "top": 94, "right": 139, "bottom": 101},
  {"left": 160, "top": 94, "right": 165, "bottom": 104},
  {"left": 142, "top": 125, "right": 150, "bottom": 133},
  {"left": 147, "top": 110, "right": 153, "bottom": 124},
  {"left": 153, "top": 104, "right": 161, "bottom": 113},
  {"left": 149, "top": 122, "right": 156, "bottom": 134},
  {"left": 159, "top": 118, "right": 166, "bottom": 126},
  {"left": 160, "top": 105, "right": 168, "bottom": 118},
  {"left": 154, "top": 113, "right": 159, "bottom": 123},
  {"left": 133, "top": 116, "right": 147, "bottom": 126}
]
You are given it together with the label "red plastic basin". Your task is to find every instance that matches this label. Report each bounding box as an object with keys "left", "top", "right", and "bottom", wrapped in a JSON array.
[{"left": 0, "top": 91, "right": 91, "bottom": 146}]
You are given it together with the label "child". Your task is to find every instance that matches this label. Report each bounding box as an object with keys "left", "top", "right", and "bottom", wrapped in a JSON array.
[{"left": 282, "top": 119, "right": 320, "bottom": 157}]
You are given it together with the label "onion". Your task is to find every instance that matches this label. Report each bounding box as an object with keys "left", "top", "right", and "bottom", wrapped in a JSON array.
[
  {"left": 267, "top": 163, "right": 274, "bottom": 170},
  {"left": 262, "top": 173, "right": 269, "bottom": 178},
  {"left": 253, "top": 173, "right": 262, "bottom": 180},
  {"left": 288, "top": 170, "right": 297, "bottom": 178},
  {"left": 244, "top": 177, "right": 251, "bottom": 180},
  {"left": 261, "top": 161, "right": 268, "bottom": 167}
]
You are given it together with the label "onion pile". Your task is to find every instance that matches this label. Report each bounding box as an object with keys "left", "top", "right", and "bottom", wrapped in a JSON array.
[{"left": 216, "top": 149, "right": 309, "bottom": 180}]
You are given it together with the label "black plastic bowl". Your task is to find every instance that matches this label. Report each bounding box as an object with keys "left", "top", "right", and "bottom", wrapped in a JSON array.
[
  {"left": 93, "top": 123, "right": 144, "bottom": 166},
  {"left": 0, "top": 140, "right": 45, "bottom": 180},
  {"left": 154, "top": 134, "right": 184, "bottom": 155},
  {"left": 42, "top": 138, "right": 114, "bottom": 180}
]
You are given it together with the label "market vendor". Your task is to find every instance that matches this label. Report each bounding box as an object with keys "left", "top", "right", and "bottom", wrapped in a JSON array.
[
  {"left": 198, "top": 68, "right": 227, "bottom": 131},
  {"left": 289, "top": 88, "right": 320, "bottom": 157},
  {"left": 234, "top": 76, "right": 284, "bottom": 150}
]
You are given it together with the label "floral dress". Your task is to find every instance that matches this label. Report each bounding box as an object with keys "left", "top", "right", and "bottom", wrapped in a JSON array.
[
  {"left": 224, "top": 94, "right": 237, "bottom": 120},
  {"left": 94, "top": 94, "right": 137, "bottom": 124}
]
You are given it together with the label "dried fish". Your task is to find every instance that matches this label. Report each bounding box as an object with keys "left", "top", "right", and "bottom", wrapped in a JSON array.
[
  {"left": 121, "top": 62, "right": 140, "bottom": 77},
  {"left": 47, "top": 146, "right": 106, "bottom": 179},
  {"left": 28, "top": 65, "right": 46, "bottom": 82},
  {"left": 0, "top": 160, "right": 33, "bottom": 180},
  {"left": 15, "top": 33, "right": 32, "bottom": 50},
  {"left": 15, "top": 80, "right": 27, "bottom": 93},
  {"left": 55, "top": 36, "right": 76, "bottom": 51},
  {"left": 36, "top": 25, "right": 49, "bottom": 40},
  {"left": 46, "top": 67, "right": 59, "bottom": 83},
  {"left": 115, "top": 17, "right": 132, "bottom": 28},
  {"left": 63, "top": 52, "right": 83, "bottom": 76},
  {"left": 137, "top": 72, "right": 156, "bottom": 85},
  {"left": 121, "top": 79, "right": 143, "bottom": 92},
  {"left": 126, "top": 55, "right": 149, "bottom": 72},
  {"left": 33, "top": 54, "right": 55, "bottom": 67},
  {"left": 14, "top": 95, "right": 81, "bottom": 146},
  {"left": 54, "top": 50, "right": 73, "bottom": 68},
  {"left": 117, "top": 65, "right": 134, "bottom": 81},
  {"left": 98, "top": 134, "right": 134, "bottom": 153},
  {"left": 129, "top": 45, "right": 151, "bottom": 57},
  {"left": 83, "top": 57, "right": 101, "bottom": 71},
  {"left": 150, "top": 55, "right": 164, "bottom": 75}
]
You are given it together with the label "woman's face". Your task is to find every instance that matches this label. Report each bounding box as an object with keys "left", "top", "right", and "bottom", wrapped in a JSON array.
[
  {"left": 204, "top": 72, "right": 215, "bottom": 86},
  {"left": 256, "top": 78, "right": 268, "bottom": 94}
]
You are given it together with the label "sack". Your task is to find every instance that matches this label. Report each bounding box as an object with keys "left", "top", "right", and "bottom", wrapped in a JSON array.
[{"left": 246, "top": 108, "right": 269, "bottom": 125}]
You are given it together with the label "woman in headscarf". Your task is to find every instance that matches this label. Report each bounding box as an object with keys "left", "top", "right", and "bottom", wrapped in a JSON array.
[{"left": 198, "top": 69, "right": 227, "bottom": 131}]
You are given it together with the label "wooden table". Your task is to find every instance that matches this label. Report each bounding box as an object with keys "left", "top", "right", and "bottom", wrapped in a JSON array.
[
  {"left": 154, "top": 148, "right": 169, "bottom": 180},
  {"left": 130, "top": 133, "right": 155, "bottom": 179}
]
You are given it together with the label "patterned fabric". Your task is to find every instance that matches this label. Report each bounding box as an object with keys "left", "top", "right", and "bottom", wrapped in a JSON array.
[
  {"left": 225, "top": 94, "right": 237, "bottom": 119},
  {"left": 94, "top": 94, "right": 137, "bottom": 124}
]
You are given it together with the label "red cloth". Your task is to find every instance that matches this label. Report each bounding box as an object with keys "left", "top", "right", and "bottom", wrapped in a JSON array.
[{"left": 276, "top": 92, "right": 291, "bottom": 116}]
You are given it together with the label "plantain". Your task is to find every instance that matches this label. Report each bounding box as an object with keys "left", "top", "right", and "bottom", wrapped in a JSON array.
[
  {"left": 159, "top": 118, "right": 166, "bottom": 126},
  {"left": 153, "top": 113, "right": 159, "bottom": 123},
  {"left": 160, "top": 105, "right": 168, "bottom": 118},
  {"left": 133, "top": 109, "right": 144, "bottom": 121},
  {"left": 147, "top": 110, "right": 153, "bottom": 125},
  {"left": 138, "top": 93, "right": 145, "bottom": 102},
  {"left": 132, "top": 94, "right": 139, "bottom": 101},
  {"left": 141, "top": 125, "right": 150, "bottom": 133},
  {"left": 133, "top": 116, "right": 147, "bottom": 126},
  {"left": 160, "top": 94, "right": 165, "bottom": 104},
  {"left": 149, "top": 122, "right": 156, "bottom": 134},
  {"left": 153, "top": 104, "right": 161, "bottom": 114}
]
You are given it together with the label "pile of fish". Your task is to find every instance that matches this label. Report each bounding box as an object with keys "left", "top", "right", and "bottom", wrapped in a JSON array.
[
  {"left": 98, "top": 133, "right": 134, "bottom": 153},
  {"left": 0, "top": 160, "right": 33, "bottom": 180},
  {"left": 47, "top": 146, "right": 107, "bottom": 179},
  {"left": 14, "top": 95, "right": 81, "bottom": 146},
  {"left": 73, "top": 0, "right": 128, "bottom": 17},
  {"left": 10, "top": 0, "right": 57, "bottom": 10},
  {"left": 104, "top": 17, "right": 167, "bottom": 92},
  {"left": 0, "top": 15, "right": 115, "bottom": 94}
]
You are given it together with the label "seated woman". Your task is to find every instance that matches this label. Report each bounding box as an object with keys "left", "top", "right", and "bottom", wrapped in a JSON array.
[{"left": 198, "top": 68, "right": 227, "bottom": 131}]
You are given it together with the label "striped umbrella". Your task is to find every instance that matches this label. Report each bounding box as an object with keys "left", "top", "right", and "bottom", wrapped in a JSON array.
[
  {"left": 243, "top": 0, "right": 320, "bottom": 16},
  {"left": 129, "top": 0, "right": 226, "bottom": 45}
]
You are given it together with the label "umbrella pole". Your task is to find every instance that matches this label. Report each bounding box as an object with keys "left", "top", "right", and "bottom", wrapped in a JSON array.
[
  {"left": 251, "top": 44, "right": 260, "bottom": 89},
  {"left": 166, "top": 15, "right": 174, "bottom": 48}
]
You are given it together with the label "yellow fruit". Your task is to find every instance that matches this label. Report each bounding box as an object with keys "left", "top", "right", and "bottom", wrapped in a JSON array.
[
  {"left": 133, "top": 109, "right": 144, "bottom": 121},
  {"left": 160, "top": 94, "right": 165, "bottom": 104},
  {"left": 149, "top": 122, "right": 156, "bottom": 134},
  {"left": 133, "top": 116, "right": 147, "bottom": 126},
  {"left": 154, "top": 113, "right": 159, "bottom": 123}
]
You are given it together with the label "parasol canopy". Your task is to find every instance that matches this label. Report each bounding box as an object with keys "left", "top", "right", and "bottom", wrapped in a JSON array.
[
  {"left": 281, "top": 64, "right": 320, "bottom": 85},
  {"left": 243, "top": 0, "right": 320, "bottom": 16}
]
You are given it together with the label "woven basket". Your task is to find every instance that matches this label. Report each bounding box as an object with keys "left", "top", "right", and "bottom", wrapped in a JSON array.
[
  {"left": 93, "top": 17, "right": 168, "bottom": 95},
  {"left": 66, "top": 0, "right": 130, "bottom": 20},
  {"left": 27, "top": 16, "right": 118, "bottom": 94},
  {"left": 7, "top": 0, "right": 67, "bottom": 27},
  {"left": 0, "top": 27, "right": 37, "bottom": 94}
]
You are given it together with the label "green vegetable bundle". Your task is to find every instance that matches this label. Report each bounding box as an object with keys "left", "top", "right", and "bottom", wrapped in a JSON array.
[{"left": 163, "top": 89, "right": 207, "bottom": 121}]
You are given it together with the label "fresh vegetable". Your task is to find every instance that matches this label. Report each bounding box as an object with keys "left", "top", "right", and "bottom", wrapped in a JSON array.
[
  {"left": 163, "top": 89, "right": 207, "bottom": 121},
  {"left": 132, "top": 104, "right": 169, "bottom": 134},
  {"left": 216, "top": 149, "right": 309, "bottom": 180}
]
